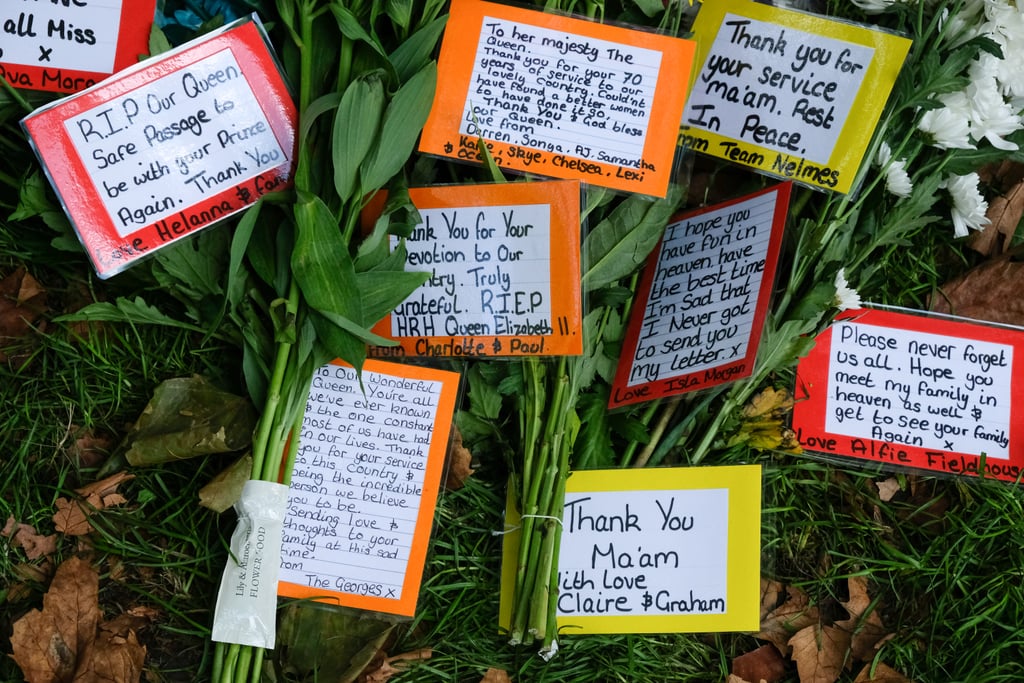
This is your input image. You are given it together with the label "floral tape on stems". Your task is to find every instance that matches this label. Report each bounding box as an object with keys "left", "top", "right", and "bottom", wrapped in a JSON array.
[{"left": 211, "top": 479, "right": 289, "bottom": 649}]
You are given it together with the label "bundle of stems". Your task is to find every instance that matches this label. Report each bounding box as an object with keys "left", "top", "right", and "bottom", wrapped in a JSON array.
[
  {"left": 505, "top": 185, "right": 684, "bottom": 656},
  {"left": 209, "top": 0, "right": 446, "bottom": 680}
]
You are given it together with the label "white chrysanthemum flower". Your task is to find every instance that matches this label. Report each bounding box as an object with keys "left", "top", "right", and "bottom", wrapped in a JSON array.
[
  {"left": 942, "top": 0, "right": 988, "bottom": 46},
  {"left": 980, "top": 3, "right": 1024, "bottom": 106},
  {"left": 940, "top": 172, "right": 991, "bottom": 238},
  {"left": 875, "top": 142, "right": 914, "bottom": 198},
  {"left": 833, "top": 269, "right": 863, "bottom": 312},
  {"left": 851, "top": 0, "right": 897, "bottom": 13},
  {"left": 918, "top": 93, "right": 974, "bottom": 149},
  {"left": 965, "top": 75, "right": 1022, "bottom": 150}
]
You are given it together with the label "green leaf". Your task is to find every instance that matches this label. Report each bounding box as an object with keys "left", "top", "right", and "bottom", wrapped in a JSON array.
[
  {"left": 152, "top": 227, "right": 228, "bottom": 305},
  {"left": 385, "top": 0, "right": 414, "bottom": 33},
  {"left": 310, "top": 312, "right": 367, "bottom": 374},
  {"left": 333, "top": 75, "right": 385, "bottom": 202},
  {"left": 582, "top": 184, "right": 683, "bottom": 291},
  {"left": 574, "top": 389, "right": 615, "bottom": 469},
  {"left": 124, "top": 376, "right": 257, "bottom": 467},
  {"left": 56, "top": 298, "right": 207, "bottom": 334},
  {"left": 389, "top": 14, "right": 447, "bottom": 83},
  {"left": 330, "top": 5, "right": 387, "bottom": 59},
  {"left": 477, "top": 136, "right": 506, "bottom": 183},
  {"left": 789, "top": 280, "right": 838, "bottom": 322},
  {"left": 300, "top": 92, "right": 342, "bottom": 150},
  {"left": 355, "top": 268, "right": 430, "bottom": 327},
  {"left": 228, "top": 198, "right": 264, "bottom": 311},
  {"left": 466, "top": 364, "right": 503, "bottom": 421},
  {"left": 359, "top": 62, "right": 437, "bottom": 190},
  {"left": 148, "top": 24, "right": 173, "bottom": 57},
  {"left": 318, "top": 310, "right": 398, "bottom": 347},
  {"left": 290, "top": 193, "right": 362, "bottom": 325},
  {"left": 355, "top": 180, "right": 419, "bottom": 271},
  {"left": 9, "top": 170, "right": 54, "bottom": 222}
]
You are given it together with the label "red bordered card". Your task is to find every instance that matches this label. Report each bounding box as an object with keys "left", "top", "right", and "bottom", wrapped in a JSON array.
[
  {"left": 22, "top": 17, "right": 296, "bottom": 279},
  {"left": 793, "top": 308, "right": 1024, "bottom": 483},
  {"left": 609, "top": 183, "right": 791, "bottom": 408},
  {"left": 0, "top": 0, "right": 156, "bottom": 93}
]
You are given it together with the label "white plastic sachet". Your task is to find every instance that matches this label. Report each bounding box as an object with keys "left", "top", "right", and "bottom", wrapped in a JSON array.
[{"left": 211, "top": 479, "right": 289, "bottom": 648}]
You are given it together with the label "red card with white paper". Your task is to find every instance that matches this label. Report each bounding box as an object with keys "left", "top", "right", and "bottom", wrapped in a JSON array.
[
  {"left": 21, "top": 17, "right": 296, "bottom": 279},
  {"left": 793, "top": 308, "right": 1024, "bottom": 483},
  {"left": 610, "top": 183, "right": 790, "bottom": 408},
  {"left": 0, "top": 0, "right": 156, "bottom": 93}
]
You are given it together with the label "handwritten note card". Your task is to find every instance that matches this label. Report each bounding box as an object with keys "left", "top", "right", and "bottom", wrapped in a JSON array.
[
  {"left": 500, "top": 465, "right": 761, "bottom": 633},
  {"left": 610, "top": 184, "right": 790, "bottom": 409},
  {"left": 420, "top": 0, "right": 696, "bottom": 197},
  {"left": 22, "top": 17, "right": 296, "bottom": 279},
  {"left": 367, "top": 181, "right": 582, "bottom": 358},
  {"left": 277, "top": 359, "right": 459, "bottom": 617},
  {"left": 679, "top": 0, "right": 910, "bottom": 194},
  {"left": 0, "top": 0, "right": 155, "bottom": 93},
  {"left": 793, "top": 308, "right": 1024, "bottom": 483}
]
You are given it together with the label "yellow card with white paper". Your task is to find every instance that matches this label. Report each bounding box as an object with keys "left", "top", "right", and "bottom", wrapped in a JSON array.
[
  {"left": 679, "top": 0, "right": 911, "bottom": 194},
  {"left": 499, "top": 465, "right": 761, "bottom": 634}
]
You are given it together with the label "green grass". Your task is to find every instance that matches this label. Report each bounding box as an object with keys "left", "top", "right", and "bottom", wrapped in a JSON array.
[
  {"left": 0, "top": 254, "right": 236, "bottom": 683},
  {"left": 4, "top": 185, "right": 1024, "bottom": 683}
]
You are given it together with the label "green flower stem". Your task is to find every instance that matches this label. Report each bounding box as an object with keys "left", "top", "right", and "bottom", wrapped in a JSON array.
[
  {"left": 631, "top": 397, "right": 682, "bottom": 468},
  {"left": 233, "top": 647, "right": 253, "bottom": 683},
  {"left": 618, "top": 400, "right": 661, "bottom": 467},
  {"left": 0, "top": 77, "right": 33, "bottom": 114},
  {"left": 279, "top": 397, "right": 311, "bottom": 487},
  {"left": 211, "top": 638, "right": 225, "bottom": 682},
  {"left": 510, "top": 357, "right": 574, "bottom": 645},
  {"left": 542, "top": 386, "right": 574, "bottom": 654},
  {"left": 249, "top": 280, "right": 300, "bottom": 480},
  {"left": 510, "top": 359, "right": 547, "bottom": 642},
  {"left": 219, "top": 644, "right": 239, "bottom": 683}
]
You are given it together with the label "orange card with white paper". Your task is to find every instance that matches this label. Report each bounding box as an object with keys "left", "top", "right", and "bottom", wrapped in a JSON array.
[
  {"left": 365, "top": 180, "right": 583, "bottom": 358},
  {"left": 277, "top": 359, "right": 460, "bottom": 617},
  {"left": 419, "top": 0, "right": 696, "bottom": 198}
]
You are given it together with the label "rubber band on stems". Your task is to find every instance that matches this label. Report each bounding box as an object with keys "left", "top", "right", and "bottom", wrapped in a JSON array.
[{"left": 491, "top": 514, "right": 564, "bottom": 536}]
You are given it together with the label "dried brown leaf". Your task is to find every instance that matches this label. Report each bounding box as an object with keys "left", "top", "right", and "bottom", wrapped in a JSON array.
[
  {"left": 732, "top": 644, "right": 786, "bottom": 683},
  {"left": 853, "top": 662, "right": 914, "bottom": 683},
  {"left": 10, "top": 556, "right": 148, "bottom": 683},
  {"left": 838, "top": 577, "right": 889, "bottom": 661},
  {"left": 758, "top": 584, "right": 820, "bottom": 655},
  {"left": 0, "top": 267, "right": 48, "bottom": 363},
  {"left": 875, "top": 478, "right": 901, "bottom": 503},
  {"left": 789, "top": 624, "right": 851, "bottom": 683},
  {"left": 74, "top": 624, "right": 145, "bottom": 683},
  {"left": 743, "top": 387, "right": 794, "bottom": 419},
  {"left": 444, "top": 426, "right": 474, "bottom": 491},
  {"left": 10, "top": 556, "right": 99, "bottom": 683},
  {"left": 760, "top": 578, "right": 786, "bottom": 620},
  {"left": 4, "top": 516, "right": 58, "bottom": 560},
  {"left": 930, "top": 250, "right": 1024, "bottom": 327},
  {"left": 75, "top": 471, "right": 134, "bottom": 500},
  {"left": 480, "top": 668, "right": 512, "bottom": 683},
  {"left": 54, "top": 473, "right": 135, "bottom": 536},
  {"left": 360, "top": 649, "right": 432, "bottom": 683},
  {"left": 66, "top": 427, "right": 114, "bottom": 468},
  {"left": 970, "top": 182, "right": 1024, "bottom": 255},
  {"left": 53, "top": 498, "right": 93, "bottom": 536}
]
